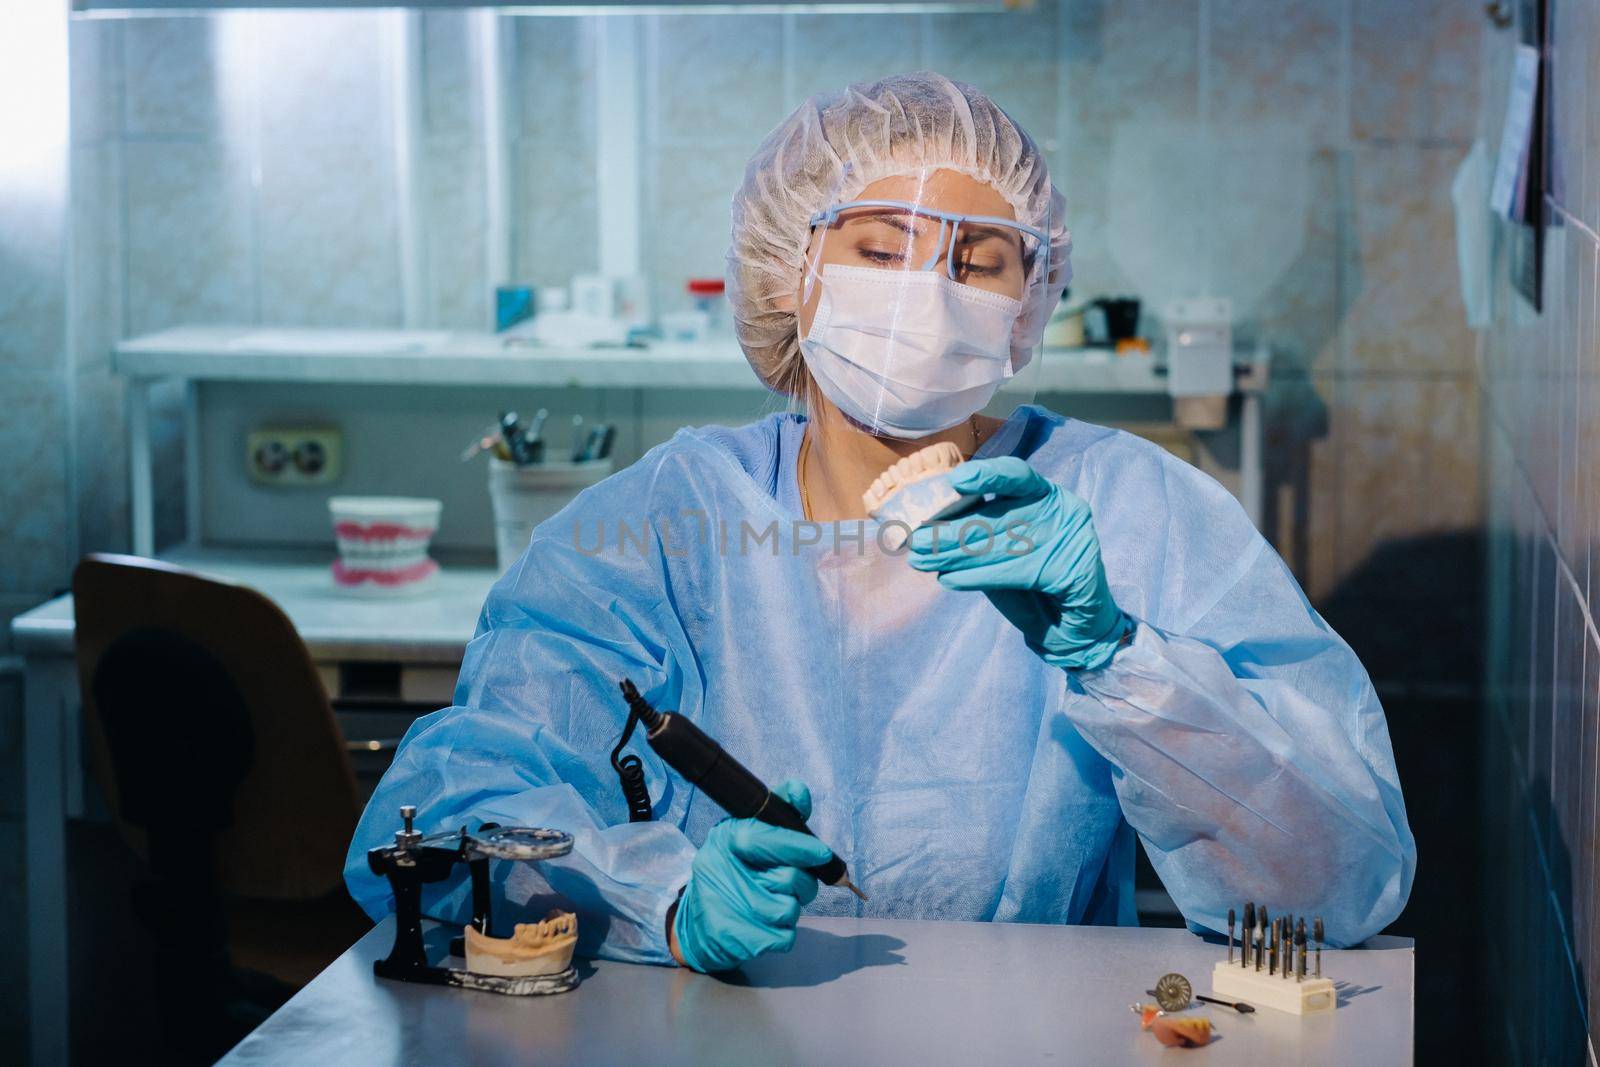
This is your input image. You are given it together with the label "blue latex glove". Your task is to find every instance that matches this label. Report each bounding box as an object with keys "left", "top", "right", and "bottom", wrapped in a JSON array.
[
  {"left": 907, "top": 457, "right": 1133, "bottom": 671},
  {"left": 671, "top": 778, "right": 833, "bottom": 973}
]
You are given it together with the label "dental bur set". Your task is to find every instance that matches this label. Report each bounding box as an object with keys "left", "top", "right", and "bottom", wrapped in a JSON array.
[{"left": 1214, "top": 901, "right": 1333, "bottom": 1015}]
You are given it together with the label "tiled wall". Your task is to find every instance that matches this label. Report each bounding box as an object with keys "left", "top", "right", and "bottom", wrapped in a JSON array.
[
  {"left": 648, "top": 1, "right": 1484, "bottom": 607},
  {"left": 25, "top": 2, "right": 1484, "bottom": 593},
  {"left": 0, "top": 3, "right": 117, "bottom": 1051},
  {"left": 1478, "top": 1, "right": 1600, "bottom": 1061}
]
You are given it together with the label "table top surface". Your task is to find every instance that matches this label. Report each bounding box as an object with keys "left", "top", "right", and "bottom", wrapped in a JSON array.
[
  {"left": 9, "top": 545, "right": 497, "bottom": 662},
  {"left": 220, "top": 917, "right": 1413, "bottom": 1066},
  {"left": 115, "top": 325, "right": 1268, "bottom": 396}
]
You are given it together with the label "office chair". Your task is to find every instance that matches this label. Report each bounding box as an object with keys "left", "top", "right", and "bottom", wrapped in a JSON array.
[{"left": 73, "top": 553, "right": 365, "bottom": 1060}]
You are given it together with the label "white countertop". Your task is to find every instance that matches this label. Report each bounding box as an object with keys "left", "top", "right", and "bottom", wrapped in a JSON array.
[
  {"left": 220, "top": 916, "right": 1414, "bottom": 1066},
  {"left": 10, "top": 545, "right": 498, "bottom": 662},
  {"left": 114, "top": 326, "right": 1264, "bottom": 395}
]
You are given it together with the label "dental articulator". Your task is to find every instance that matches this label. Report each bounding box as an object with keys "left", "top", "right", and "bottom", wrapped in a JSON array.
[{"left": 366, "top": 806, "right": 581, "bottom": 996}]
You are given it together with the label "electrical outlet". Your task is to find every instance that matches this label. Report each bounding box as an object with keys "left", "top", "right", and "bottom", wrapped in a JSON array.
[{"left": 248, "top": 426, "right": 343, "bottom": 486}]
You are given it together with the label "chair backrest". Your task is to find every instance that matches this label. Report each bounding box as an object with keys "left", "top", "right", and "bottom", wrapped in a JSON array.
[{"left": 74, "top": 554, "right": 359, "bottom": 900}]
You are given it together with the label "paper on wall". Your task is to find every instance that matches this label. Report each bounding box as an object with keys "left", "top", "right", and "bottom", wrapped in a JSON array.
[
  {"left": 1489, "top": 44, "right": 1539, "bottom": 222},
  {"left": 1452, "top": 139, "right": 1493, "bottom": 329}
]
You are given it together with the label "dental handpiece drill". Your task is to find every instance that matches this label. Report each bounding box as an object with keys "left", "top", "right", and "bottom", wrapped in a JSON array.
[{"left": 618, "top": 679, "right": 867, "bottom": 900}]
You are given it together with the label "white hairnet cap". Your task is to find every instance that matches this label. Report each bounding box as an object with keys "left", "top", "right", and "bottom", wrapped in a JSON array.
[{"left": 727, "top": 71, "right": 1071, "bottom": 397}]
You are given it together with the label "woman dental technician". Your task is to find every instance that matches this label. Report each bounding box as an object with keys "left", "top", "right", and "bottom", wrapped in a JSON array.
[{"left": 345, "top": 72, "right": 1414, "bottom": 974}]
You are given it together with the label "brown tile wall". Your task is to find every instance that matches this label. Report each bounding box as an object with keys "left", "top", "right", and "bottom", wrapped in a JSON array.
[{"left": 1046, "top": 1, "right": 1485, "bottom": 606}]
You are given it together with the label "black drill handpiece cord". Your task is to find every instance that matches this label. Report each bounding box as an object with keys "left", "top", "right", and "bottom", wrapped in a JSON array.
[
  {"left": 616, "top": 679, "right": 865, "bottom": 899},
  {"left": 609, "top": 691, "right": 656, "bottom": 823}
]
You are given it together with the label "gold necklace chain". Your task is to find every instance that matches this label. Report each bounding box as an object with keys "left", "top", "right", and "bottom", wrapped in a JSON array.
[
  {"left": 799, "top": 429, "right": 814, "bottom": 520},
  {"left": 799, "top": 415, "right": 981, "bottom": 523}
]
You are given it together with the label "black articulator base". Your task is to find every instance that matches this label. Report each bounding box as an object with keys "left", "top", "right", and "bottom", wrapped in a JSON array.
[{"left": 367, "top": 816, "right": 578, "bottom": 996}]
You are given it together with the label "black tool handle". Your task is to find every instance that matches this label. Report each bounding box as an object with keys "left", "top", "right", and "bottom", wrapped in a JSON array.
[
  {"left": 498, "top": 411, "right": 537, "bottom": 466},
  {"left": 646, "top": 711, "right": 849, "bottom": 887}
]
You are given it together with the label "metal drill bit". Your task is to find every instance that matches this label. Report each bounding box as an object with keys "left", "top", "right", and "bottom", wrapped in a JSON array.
[
  {"left": 1268, "top": 919, "right": 1278, "bottom": 974},
  {"left": 459, "top": 421, "right": 503, "bottom": 461},
  {"left": 1194, "top": 994, "right": 1254, "bottom": 1013},
  {"left": 526, "top": 408, "right": 549, "bottom": 444},
  {"left": 1228, "top": 907, "right": 1235, "bottom": 964},
  {"left": 1242, "top": 903, "right": 1254, "bottom": 967},
  {"left": 1296, "top": 918, "right": 1307, "bottom": 981},
  {"left": 1314, "top": 917, "right": 1323, "bottom": 977},
  {"left": 1147, "top": 990, "right": 1256, "bottom": 1014},
  {"left": 569, "top": 414, "right": 585, "bottom": 461},
  {"left": 1257, "top": 907, "right": 1268, "bottom": 972}
]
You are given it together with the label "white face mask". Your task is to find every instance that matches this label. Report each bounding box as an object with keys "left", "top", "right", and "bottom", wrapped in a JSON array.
[{"left": 798, "top": 263, "right": 1024, "bottom": 439}]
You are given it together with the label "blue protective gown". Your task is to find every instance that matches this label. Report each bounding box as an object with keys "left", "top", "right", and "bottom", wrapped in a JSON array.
[{"left": 345, "top": 406, "right": 1415, "bottom": 962}]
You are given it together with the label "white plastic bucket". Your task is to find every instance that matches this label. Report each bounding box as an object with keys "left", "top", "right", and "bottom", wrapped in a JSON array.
[{"left": 488, "top": 457, "right": 614, "bottom": 571}]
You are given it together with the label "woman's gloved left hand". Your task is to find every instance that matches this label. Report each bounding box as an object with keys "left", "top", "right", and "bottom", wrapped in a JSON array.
[{"left": 906, "top": 456, "right": 1133, "bottom": 671}]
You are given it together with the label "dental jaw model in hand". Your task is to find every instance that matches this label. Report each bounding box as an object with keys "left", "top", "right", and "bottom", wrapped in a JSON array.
[{"left": 863, "top": 441, "right": 981, "bottom": 551}]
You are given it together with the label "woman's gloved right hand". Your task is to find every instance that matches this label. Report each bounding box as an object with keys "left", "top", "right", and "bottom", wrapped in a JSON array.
[{"left": 669, "top": 778, "right": 832, "bottom": 973}]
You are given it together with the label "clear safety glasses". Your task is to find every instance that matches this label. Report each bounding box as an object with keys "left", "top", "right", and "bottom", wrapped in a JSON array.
[
  {"left": 804, "top": 199, "right": 1049, "bottom": 304},
  {"left": 796, "top": 196, "right": 1046, "bottom": 442}
]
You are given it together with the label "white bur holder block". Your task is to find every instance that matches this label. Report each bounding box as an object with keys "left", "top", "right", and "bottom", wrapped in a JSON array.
[{"left": 1212, "top": 960, "right": 1336, "bottom": 1015}]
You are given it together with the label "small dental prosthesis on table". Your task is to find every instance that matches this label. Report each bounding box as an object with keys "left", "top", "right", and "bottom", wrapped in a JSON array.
[
  {"left": 863, "top": 441, "right": 981, "bottom": 551},
  {"left": 366, "top": 805, "right": 580, "bottom": 995}
]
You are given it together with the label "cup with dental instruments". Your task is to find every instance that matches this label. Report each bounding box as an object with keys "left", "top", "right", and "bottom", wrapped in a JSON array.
[
  {"left": 468, "top": 409, "right": 617, "bottom": 572},
  {"left": 461, "top": 408, "right": 618, "bottom": 467}
]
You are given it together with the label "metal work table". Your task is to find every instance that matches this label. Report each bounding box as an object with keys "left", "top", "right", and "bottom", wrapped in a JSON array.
[
  {"left": 222, "top": 917, "right": 1414, "bottom": 1065},
  {"left": 113, "top": 327, "right": 1272, "bottom": 554}
]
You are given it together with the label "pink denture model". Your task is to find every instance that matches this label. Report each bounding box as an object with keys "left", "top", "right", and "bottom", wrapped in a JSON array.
[{"left": 328, "top": 497, "right": 442, "bottom": 595}]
